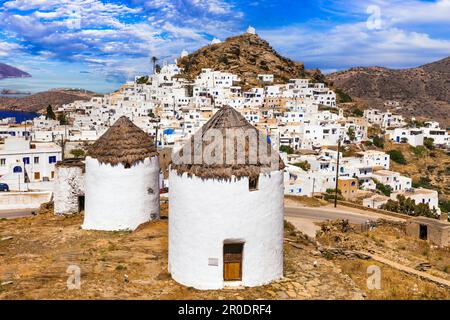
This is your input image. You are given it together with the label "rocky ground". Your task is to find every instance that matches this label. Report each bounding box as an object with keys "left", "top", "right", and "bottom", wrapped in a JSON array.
[
  {"left": 0, "top": 203, "right": 448, "bottom": 300},
  {"left": 317, "top": 220, "right": 450, "bottom": 299}
]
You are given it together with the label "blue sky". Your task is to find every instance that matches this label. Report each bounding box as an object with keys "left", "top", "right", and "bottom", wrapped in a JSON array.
[{"left": 0, "top": 0, "right": 449, "bottom": 92}]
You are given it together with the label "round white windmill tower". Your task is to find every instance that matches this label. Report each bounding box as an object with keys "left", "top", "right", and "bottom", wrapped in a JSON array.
[
  {"left": 169, "top": 106, "right": 285, "bottom": 290},
  {"left": 82, "top": 116, "right": 160, "bottom": 231}
]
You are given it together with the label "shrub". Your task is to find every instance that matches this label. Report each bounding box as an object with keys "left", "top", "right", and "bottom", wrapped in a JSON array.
[
  {"left": 364, "top": 140, "right": 373, "bottom": 147},
  {"left": 438, "top": 200, "right": 450, "bottom": 213},
  {"left": 376, "top": 182, "right": 392, "bottom": 196},
  {"left": 373, "top": 136, "right": 384, "bottom": 149},
  {"left": 351, "top": 108, "right": 364, "bottom": 117},
  {"left": 293, "top": 161, "right": 311, "bottom": 171},
  {"left": 424, "top": 137, "right": 435, "bottom": 150},
  {"left": 387, "top": 150, "right": 407, "bottom": 164},
  {"left": 381, "top": 195, "right": 438, "bottom": 218},
  {"left": 70, "top": 149, "right": 85, "bottom": 158},
  {"left": 411, "top": 146, "right": 426, "bottom": 157},
  {"left": 279, "top": 145, "right": 294, "bottom": 154},
  {"left": 412, "top": 177, "right": 433, "bottom": 189},
  {"left": 335, "top": 88, "right": 352, "bottom": 103},
  {"left": 136, "top": 76, "right": 150, "bottom": 84}
]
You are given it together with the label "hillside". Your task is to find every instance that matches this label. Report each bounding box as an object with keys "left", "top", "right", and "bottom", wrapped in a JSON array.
[
  {"left": 0, "top": 88, "right": 98, "bottom": 113},
  {"left": 0, "top": 63, "right": 31, "bottom": 79},
  {"left": 327, "top": 57, "right": 450, "bottom": 126},
  {"left": 177, "top": 33, "right": 325, "bottom": 88}
]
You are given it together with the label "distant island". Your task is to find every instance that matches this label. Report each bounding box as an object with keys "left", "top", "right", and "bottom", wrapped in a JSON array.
[
  {"left": 0, "top": 63, "right": 31, "bottom": 80},
  {"left": 0, "top": 88, "right": 99, "bottom": 113}
]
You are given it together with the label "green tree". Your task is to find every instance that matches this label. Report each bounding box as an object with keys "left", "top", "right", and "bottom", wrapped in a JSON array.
[
  {"left": 279, "top": 145, "right": 294, "bottom": 154},
  {"left": 46, "top": 105, "right": 56, "bottom": 120},
  {"left": 387, "top": 150, "right": 407, "bottom": 164},
  {"left": 375, "top": 182, "right": 392, "bottom": 196},
  {"left": 70, "top": 149, "right": 85, "bottom": 158},
  {"left": 351, "top": 108, "right": 364, "bottom": 117},
  {"left": 424, "top": 137, "right": 435, "bottom": 150},
  {"left": 136, "top": 76, "right": 149, "bottom": 84},
  {"left": 373, "top": 135, "right": 384, "bottom": 149},
  {"left": 293, "top": 161, "right": 311, "bottom": 171},
  {"left": 58, "top": 112, "right": 69, "bottom": 125},
  {"left": 335, "top": 88, "right": 352, "bottom": 103},
  {"left": 347, "top": 127, "right": 356, "bottom": 141}
]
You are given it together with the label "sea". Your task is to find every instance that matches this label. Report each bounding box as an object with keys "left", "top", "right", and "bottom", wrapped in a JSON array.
[{"left": 0, "top": 110, "right": 39, "bottom": 123}]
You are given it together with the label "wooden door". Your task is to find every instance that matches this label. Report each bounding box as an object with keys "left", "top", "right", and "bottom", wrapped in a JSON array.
[{"left": 223, "top": 243, "right": 243, "bottom": 281}]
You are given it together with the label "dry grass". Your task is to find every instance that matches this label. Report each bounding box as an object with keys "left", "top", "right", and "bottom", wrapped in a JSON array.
[
  {"left": 87, "top": 116, "right": 157, "bottom": 167},
  {"left": 284, "top": 195, "right": 328, "bottom": 208},
  {"left": 172, "top": 106, "right": 285, "bottom": 180},
  {"left": 338, "top": 259, "right": 449, "bottom": 300}
]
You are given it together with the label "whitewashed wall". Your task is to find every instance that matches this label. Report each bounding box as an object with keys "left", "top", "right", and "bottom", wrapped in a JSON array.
[
  {"left": 168, "top": 170, "right": 284, "bottom": 290},
  {"left": 54, "top": 165, "right": 84, "bottom": 215},
  {"left": 83, "top": 156, "right": 160, "bottom": 231}
]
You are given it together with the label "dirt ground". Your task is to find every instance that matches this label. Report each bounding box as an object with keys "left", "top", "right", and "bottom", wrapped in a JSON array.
[
  {"left": 0, "top": 204, "right": 448, "bottom": 300},
  {"left": 317, "top": 220, "right": 450, "bottom": 299}
]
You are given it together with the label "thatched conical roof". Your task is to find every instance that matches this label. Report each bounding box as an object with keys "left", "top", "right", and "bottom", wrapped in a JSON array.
[
  {"left": 171, "top": 106, "right": 285, "bottom": 180},
  {"left": 87, "top": 116, "right": 157, "bottom": 166}
]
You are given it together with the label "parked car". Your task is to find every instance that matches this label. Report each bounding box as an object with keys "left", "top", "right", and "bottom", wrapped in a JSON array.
[{"left": 0, "top": 183, "right": 9, "bottom": 192}]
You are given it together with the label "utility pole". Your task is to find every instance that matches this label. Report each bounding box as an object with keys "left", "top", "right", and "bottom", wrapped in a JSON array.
[
  {"left": 334, "top": 137, "right": 341, "bottom": 208},
  {"left": 312, "top": 177, "right": 316, "bottom": 197}
]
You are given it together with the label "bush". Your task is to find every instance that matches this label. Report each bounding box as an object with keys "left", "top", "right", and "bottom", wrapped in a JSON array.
[
  {"left": 411, "top": 146, "right": 426, "bottom": 157},
  {"left": 439, "top": 200, "right": 450, "bottom": 213},
  {"left": 351, "top": 108, "right": 364, "bottom": 117},
  {"left": 136, "top": 76, "right": 149, "bottom": 84},
  {"left": 364, "top": 140, "right": 373, "bottom": 147},
  {"left": 376, "top": 182, "right": 392, "bottom": 196},
  {"left": 424, "top": 137, "right": 435, "bottom": 150},
  {"left": 279, "top": 145, "right": 294, "bottom": 154},
  {"left": 387, "top": 150, "right": 407, "bottom": 164},
  {"left": 381, "top": 195, "right": 438, "bottom": 218},
  {"left": 293, "top": 161, "right": 311, "bottom": 171},
  {"left": 70, "top": 149, "right": 85, "bottom": 158},
  {"left": 412, "top": 176, "right": 433, "bottom": 189},
  {"left": 373, "top": 136, "right": 384, "bottom": 149},
  {"left": 335, "top": 88, "right": 352, "bottom": 103}
]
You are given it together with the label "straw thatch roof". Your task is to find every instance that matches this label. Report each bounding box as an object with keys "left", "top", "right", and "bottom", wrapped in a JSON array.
[
  {"left": 171, "top": 106, "right": 285, "bottom": 180},
  {"left": 87, "top": 116, "right": 157, "bottom": 167}
]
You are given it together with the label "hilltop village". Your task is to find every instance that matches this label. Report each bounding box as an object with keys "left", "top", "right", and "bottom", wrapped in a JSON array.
[
  {"left": 0, "top": 30, "right": 449, "bottom": 299},
  {"left": 0, "top": 32, "right": 448, "bottom": 218}
]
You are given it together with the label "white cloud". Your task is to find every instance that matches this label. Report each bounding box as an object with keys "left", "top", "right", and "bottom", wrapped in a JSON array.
[
  {"left": 260, "top": 21, "right": 450, "bottom": 69},
  {"left": 0, "top": 41, "right": 22, "bottom": 57}
]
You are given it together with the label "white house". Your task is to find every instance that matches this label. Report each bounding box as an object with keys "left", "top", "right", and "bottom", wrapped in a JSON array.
[
  {"left": 391, "top": 188, "right": 441, "bottom": 215},
  {"left": 372, "top": 170, "right": 412, "bottom": 192},
  {"left": 0, "top": 136, "right": 61, "bottom": 191},
  {"left": 386, "top": 128, "right": 424, "bottom": 147}
]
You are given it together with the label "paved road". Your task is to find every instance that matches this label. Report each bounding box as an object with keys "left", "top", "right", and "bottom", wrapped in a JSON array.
[
  {"left": 285, "top": 206, "right": 380, "bottom": 225},
  {"left": 0, "top": 208, "right": 37, "bottom": 219}
]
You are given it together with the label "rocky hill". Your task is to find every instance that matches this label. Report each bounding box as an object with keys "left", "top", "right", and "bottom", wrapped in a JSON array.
[
  {"left": 327, "top": 57, "right": 450, "bottom": 127},
  {"left": 177, "top": 33, "right": 325, "bottom": 88},
  {"left": 0, "top": 63, "right": 31, "bottom": 79},
  {"left": 0, "top": 88, "right": 97, "bottom": 113}
]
